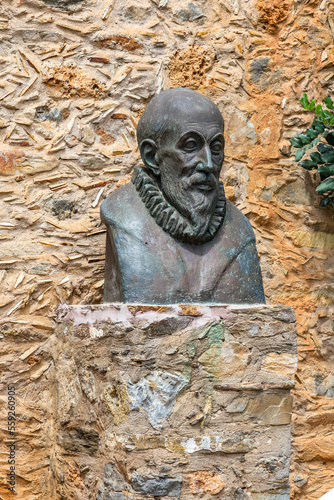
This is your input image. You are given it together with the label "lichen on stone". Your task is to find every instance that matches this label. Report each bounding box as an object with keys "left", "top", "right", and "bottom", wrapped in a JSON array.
[{"left": 102, "top": 378, "right": 130, "bottom": 425}]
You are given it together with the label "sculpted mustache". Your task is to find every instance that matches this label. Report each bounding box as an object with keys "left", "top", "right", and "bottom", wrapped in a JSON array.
[{"left": 187, "top": 173, "right": 217, "bottom": 187}]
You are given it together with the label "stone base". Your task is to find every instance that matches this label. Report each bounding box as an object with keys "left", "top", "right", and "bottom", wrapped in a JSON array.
[{"left": 53, "top": 303, "right": 297, "bottom": 500}]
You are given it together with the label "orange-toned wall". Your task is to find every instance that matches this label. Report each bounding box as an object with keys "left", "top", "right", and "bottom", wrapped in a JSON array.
[{"left": 0, "top": 0, "right": 333, "bottom": 498}]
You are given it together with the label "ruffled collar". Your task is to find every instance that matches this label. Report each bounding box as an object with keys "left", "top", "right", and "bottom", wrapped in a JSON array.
[{"left": 131, "top": 166, "right": 226, "bottom": 245}]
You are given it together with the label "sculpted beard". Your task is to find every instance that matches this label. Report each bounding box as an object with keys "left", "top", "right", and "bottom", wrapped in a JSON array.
[
  {"left": 132, "top": 166, "right": 226, "bottom": 245},
  {"left": 160, "top": 171, "right": 219, "bottom": 237}
]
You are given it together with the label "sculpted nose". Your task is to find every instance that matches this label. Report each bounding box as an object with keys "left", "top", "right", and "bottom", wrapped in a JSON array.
[{"left": 197, "top": 145, "right": 213, "bottom": 172}]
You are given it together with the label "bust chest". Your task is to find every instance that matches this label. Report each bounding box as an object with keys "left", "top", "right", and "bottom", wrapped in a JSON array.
[
  {"left": 101, "top": 183, "right": 264, "bottom": 305},
  {"left": 111, "top": 220, "right": 234, "bottom": 303}
]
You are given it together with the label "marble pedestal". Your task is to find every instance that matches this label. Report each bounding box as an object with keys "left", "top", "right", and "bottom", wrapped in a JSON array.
[{"left": 54, "top": 304, "right": 297, "bottom": 500}]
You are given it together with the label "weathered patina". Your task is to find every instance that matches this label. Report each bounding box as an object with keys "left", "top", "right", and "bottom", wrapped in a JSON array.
[{"left": 101, "top": 88, "right": 265, "bottom": 304}]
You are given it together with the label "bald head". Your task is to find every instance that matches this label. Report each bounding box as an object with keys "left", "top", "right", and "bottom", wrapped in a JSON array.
[{"left": 137, "top": 88, "right": 224, "bottom": 150}]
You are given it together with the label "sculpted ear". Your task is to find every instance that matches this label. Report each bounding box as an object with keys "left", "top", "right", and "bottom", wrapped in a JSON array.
[{"left": 139, "top": 139, "right": 160, "bottom": 176}]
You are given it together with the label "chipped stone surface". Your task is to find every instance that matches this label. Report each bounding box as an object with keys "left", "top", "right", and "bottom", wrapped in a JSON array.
[
  {"left": 42, "top": 64, "right": 107, "bottom": 98},
  {"left": 187, "top": 470, "right": 225, "bottom": 495},
  {"left": 262, "top": 353, "right": 298, "bottom": 379},
  {"left": 128, "top": 370, "right": 189, "bottom": 430},
  {"left": 169, "top": 46, "right": 215, "bottom": 89},
  {"left": 131, "top": 472, "right": 182, "bottom": 498},
  {"left": 43, "top": 304, "right": 297, "bottom": 499},
  {"left": 198, "top": 341, "right": 251, "bottom": 380},
  {"left": 246, "top": 393, "right": 293, "bottom": 426},
  {"left": 96, "top": 463, "right": 134, "bottom": 500}
]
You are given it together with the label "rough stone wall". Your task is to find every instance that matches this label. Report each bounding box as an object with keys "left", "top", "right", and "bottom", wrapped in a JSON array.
[{"left": 0, "top": 0, "right": 333, "bottom": 498}]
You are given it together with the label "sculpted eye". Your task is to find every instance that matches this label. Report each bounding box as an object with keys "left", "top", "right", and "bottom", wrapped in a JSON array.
[
  {"left": 183, "top": 139, "right": 198, "bottom": 151},
  {"left": 210, "top": 141, "right": 223, "bottom": 153}
]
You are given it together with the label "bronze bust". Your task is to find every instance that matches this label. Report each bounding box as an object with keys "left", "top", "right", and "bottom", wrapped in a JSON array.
[{"left": 100, "top": 88, "right": 265, "bottom": 304}]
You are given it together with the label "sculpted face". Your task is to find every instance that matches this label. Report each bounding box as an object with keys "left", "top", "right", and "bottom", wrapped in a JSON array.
[
  {"left": 138, "top": 89, "right": 225, "bottom": 234},
  {"left": 157, "top": 105, "right": 224, "bottom": 229}
]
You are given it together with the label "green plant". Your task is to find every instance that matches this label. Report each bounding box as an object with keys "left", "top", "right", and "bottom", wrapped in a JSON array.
[{"left": 290, "top": 93, "right": 334, "bottom": 208}]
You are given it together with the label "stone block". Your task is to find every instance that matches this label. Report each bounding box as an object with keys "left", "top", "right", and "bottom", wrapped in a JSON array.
[{"left": 52, "top": 303, "right": 297, "bottom": 499}]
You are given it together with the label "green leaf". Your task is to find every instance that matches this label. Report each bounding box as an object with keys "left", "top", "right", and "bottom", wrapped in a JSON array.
[
  {"left": 320, "top": 197, "right": 330, "bottom": 207},
  {"left": 300, "top": 160, "right": 317, "bottom": 170},
  {"left": 298, "top": 133, "right": 313, "bottom": 145},
  {"left": 313, "top": 117, "right": 324, "bottom": 127},
  {"left": 318, "top": 164, "right": 334, "bottom": 177},
  {"left": 315, "top": 104, "right": 322, "bottom": 114},
  {"left": 316, "top": 177, "right": 334, "bottom": 193},
  {"left": 324, "top": 96, "right": 334, "bottom": 110},
  {"left": 325, "top": 131, "right": 334, "bottom": 146},
  {"left": 295, "top": 148, "right": 305, "bottom": 161},
  {"left": 306, "top": 128, "right": 319, "bottom": 139},
  {"left": 290, "top": 137, "right": 303, "bottom": 148},
  {"left": 300, "top": 93, "right": 309, "bottom": 110},
  {"left": 318, "top": 143, "right": 334, "bottom": 153},
  {"left": 308, "top": 99, "right": 316, "bottom": 111},
  {"left": 310, "top": 152, "right": 323, "bottom": 163},
  {"left": 314, "top": 124, "right": 325, "bottom": 133},
  {"left": 320, "top": 151, "right": 334, "bottom": 163}
]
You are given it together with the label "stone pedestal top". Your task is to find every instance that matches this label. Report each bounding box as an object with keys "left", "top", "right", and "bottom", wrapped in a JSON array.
[{"left": 58, "top": 302, "right": 296, "bottom": 327}]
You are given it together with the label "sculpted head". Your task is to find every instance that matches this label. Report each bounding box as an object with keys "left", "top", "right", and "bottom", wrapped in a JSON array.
[{"left": 137, "top": 88, "right": 225, "bottom": 231}]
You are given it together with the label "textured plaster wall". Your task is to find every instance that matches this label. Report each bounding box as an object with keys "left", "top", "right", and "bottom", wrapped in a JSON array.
[{"left": 0, "top": 0, "right": 333, "bottom": 498}]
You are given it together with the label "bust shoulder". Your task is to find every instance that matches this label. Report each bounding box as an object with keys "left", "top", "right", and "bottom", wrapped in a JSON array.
[
  {"left": 100, "top": 182, "right": 141, "bottom": 227},
  {"left": 224, "top": 199, "right": 256, "bottom": 242}
]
